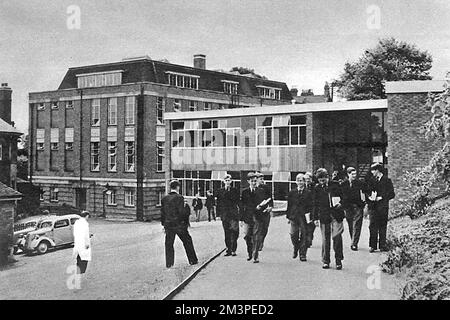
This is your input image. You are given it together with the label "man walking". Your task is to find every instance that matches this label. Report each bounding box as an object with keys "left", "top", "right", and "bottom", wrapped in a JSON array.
[
  {"left": 255, "top": 172, "right": 273, "bottom": 251},
  {"left": 313, "top": 168, "right": 345, "bottom": 270},
  {"left": 192, "top": 193, "right": 203, "bottom": 222},
  {"left": 304, "top": 172, "right": 316, "bottom": 248},
  {"left": 216, "top": 174, "right": 240, "bottom": 257},
  {"left": 341, "top": 167, "right": 367, "bottom": 251},
  {"left": 252, "top": 173, "right": 272, "bottom": 263},
  {"left": 367, "top": 163, "right": 395, "bottom": 253},
  {"left": 72, "top": 210, "right": 91, "bottom": 288},
  {"left": 286, "top": 173, "right": 313, "bottom": 261},
  {"left": 161, "top": 180, "right": 198, "bottom": 268},
  {"left": 240, "top": 172, "right": 258, "bottom": 261},
  {"left": 205, "top": 190, "right": 216, "bottom": 222}
]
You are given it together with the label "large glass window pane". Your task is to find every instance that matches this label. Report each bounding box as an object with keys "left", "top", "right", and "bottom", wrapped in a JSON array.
[
  {"left": 299, "top": 126, "right": 306, "bottom": 145},
  {"left": 290, "top": 127, "right": 299, "bottom": 145},
  {"left": 258, "top": 128, "right": 265, "bottom": 145},
  {"left": 227, "top": 118, "right": 240, "bottom": 128},
  {"left": 213, "top": 129, "right": 226, "bottom": 147},
  {"left": 274, "top": 182, "right": 289, "bottom": 200},
  {"left": 279, "top": 127, "right": 289, "bottom": 145},
  {"left": 371, "top": 112, "right": 383, "bottom": 142},
  {"left": 186, "top": 180, "right": 193, "bottom": 196},
  {"left": 290, "top": 115, "right": 306, "bottom": 125}
]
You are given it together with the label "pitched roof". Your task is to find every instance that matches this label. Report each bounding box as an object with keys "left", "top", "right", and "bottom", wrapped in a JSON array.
[
  {"left": 0, "top": 182, "right": 22, "bottom": 199},
  {"left": 0, "top": 118, "right": 22, "bottom": 135},
  {"left": 57, "top": 58, "right": 292, "bottom": 101}
]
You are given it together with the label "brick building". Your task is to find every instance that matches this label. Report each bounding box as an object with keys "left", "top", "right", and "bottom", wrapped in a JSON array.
[
  {"left": 386, "top": 80, "right": 447, "bottom": 202},
  {"left": 28, "top": 55, "right": 292, "bottom": 220}
]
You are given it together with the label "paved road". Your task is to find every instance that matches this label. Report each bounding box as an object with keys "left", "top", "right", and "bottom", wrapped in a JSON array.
[
  {"left": 0, "top": 218, "right": 224, "bottom": 300},
  {"left": 174, "top": 216, "right": 401, "bottom": 300}
]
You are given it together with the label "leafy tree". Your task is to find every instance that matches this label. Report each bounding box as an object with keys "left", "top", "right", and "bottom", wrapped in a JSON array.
[
  {"left": 229, "top": 67, "right": 267, "bottom": 79},
  {"left": 336, "top": 38, "right": 433, "bottom": 100}
]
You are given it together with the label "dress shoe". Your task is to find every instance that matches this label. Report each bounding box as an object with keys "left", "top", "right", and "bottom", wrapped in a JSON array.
[
  {"left": 369, "top": 247, "right": 376, "bottom": 253},
  {"left": 322, "top": 263, "right": 330, "bottom": 269},
  {"left": 189, "top": 261, "right": 198, "bottom": 265},
  {"left": 351, "top": 245, "right": 358, "bottom": 251},
  {"left": 292, "top": 251, "right": 298, "bottom": 259},
  {"left": 224, "top": 252, "right": 232, "bottom": 256},
  {"left": 299, "top": 256, "right": 307, "bottom": 262},
  {"left": 231, "top": 252, "right": 237, "bottom": 256},
  {"left": 253, "top": 258, "right": 259, "bottom": 263},
  {"left": 166, "top": 265, "right": 173, "bottom": 269},
  {"left": 336, "top": 261, "right": 342, "bottom": 270},
  {"left": 247, "top": 256, "right": 252, "bottom": 261}
]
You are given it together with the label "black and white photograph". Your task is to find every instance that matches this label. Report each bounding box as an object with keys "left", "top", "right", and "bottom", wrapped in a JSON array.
[{"left": 0, "top": 0, "right": 449, "bottom": 308}]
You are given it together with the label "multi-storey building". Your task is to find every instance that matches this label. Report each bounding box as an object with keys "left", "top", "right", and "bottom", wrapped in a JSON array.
[{"left": 28, "top": 55, "right": 292, "bottom": 220}]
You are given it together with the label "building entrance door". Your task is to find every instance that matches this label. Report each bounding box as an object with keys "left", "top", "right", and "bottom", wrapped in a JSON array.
[{"left": 75, "top": 188, "right": 87, "bottom": 210}]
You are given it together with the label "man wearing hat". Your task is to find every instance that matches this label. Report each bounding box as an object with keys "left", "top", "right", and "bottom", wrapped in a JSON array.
[
  {"left": 239, "top": 172, "right": 259, "bottom": 261},
  {"left": 161, "top": 180, "right": 198, "bottom": 268},
  {"left": 216, "top": 174, "right": 240, "bottom": 256},
  {"left": 312, "top": 168, "right": 345, "bottom": 270},
  {"left": 367, "top": 163, "right": 395, "bottom": 252}
]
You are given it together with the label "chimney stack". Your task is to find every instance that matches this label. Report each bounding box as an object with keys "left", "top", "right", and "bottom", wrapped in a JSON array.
[
  {"left": 290, "top": 87, "right": 298, "bottom": 97},
  {"left": 0, "top": 82, "right": 12, "bottom": 124},
  {"left": 193, "top": 54, "right": 206, "bottom": 69}
]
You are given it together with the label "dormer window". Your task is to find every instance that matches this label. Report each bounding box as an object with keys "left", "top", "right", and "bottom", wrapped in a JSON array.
[
  {"left": 257, "top": 86, "right": 282, "bottom": 100},
  {"left": 77, "top": 70, "right": 123, "bottom": 88},
  {"left": 222, "top": 80, "right": 239, "bottom": 94},
  {"left": 37, "top": 103, "right": 45, "bottom": 111},
  {"left": 166, "top": 71, "right": 199, "bottom": 89},
  {"left": 51, "top": 101, "right": 59, "bottom": 110}
]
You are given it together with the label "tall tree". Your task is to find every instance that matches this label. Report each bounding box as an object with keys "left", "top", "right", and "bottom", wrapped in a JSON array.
[{"left": 336, "top": 38, "right": 433, "bottom": 100}]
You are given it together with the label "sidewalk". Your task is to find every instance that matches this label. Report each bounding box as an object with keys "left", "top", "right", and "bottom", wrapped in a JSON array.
[{"left": 174, "top": 216, "right": 401, "bottom": 300}]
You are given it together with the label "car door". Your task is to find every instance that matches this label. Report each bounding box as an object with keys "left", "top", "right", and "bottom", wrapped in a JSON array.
[{"left": 53, "top": 219, "right": 71, "bottom": 245}]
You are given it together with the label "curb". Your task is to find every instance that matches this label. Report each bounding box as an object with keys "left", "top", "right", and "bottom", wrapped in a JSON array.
[{"left": 162, "top": 248, "right": 227, "bottom": 300}]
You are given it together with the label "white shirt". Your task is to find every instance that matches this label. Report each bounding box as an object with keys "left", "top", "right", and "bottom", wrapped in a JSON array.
[{"left": 73, "top": 217, "right": 91, "bottom": 261}]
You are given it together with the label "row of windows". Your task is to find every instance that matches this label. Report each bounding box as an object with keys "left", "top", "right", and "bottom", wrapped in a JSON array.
[
  {"left": 77, "top": 72, "right": 122, "bottom": 88},
  {"left": 167, "top": 73, "right": 199, "bottom": 89},
  {"left": 44, "top": 187, "right": 137, "bottom": 207},
  {"left": 37, "top": 101, "right": 73, "bottom": 111},
  {"left": 91, "top": 97, "right": 136, "bottom": 126},
  {"left": 257, "top": 87, "right": 281, "bottom": 100}
]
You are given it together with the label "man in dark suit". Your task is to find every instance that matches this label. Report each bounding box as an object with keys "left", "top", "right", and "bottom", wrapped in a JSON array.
[
  {"left": 304, "top": 172, "right": 316, "bottom": 248},
  {"left": 205, "top": 190, "right": 216, "bottom": 222},
  {"left": 367, "top": 163, "right": 395, "bottom": 252},
  {"left": 255, "top": 172, "right": 273, "bottom": 252},
  {"left": 287, "top": 173, "right": 313, "bottom": 261},
  {"left": 161, "top": 180, "right": 198, "bottom": 268},
  {"left": 313, "top": 168, "right": 345, "bottom": 270},
  {"left": 216, "top": 174, "right": 240, "bottom": 256},
  {"left": 341, "top": 167, "right": 367, "bottom": 251},
  {"left": 239, "top": 172, "right": 259, "bottom": 261},
  {"left": 192, "top": 193, "right": 203, "bottom": 222}
]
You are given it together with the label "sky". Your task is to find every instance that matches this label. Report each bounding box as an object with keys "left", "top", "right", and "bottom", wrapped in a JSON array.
[{"left": 1, "top": 0, "right": 450, "bottom": 133}]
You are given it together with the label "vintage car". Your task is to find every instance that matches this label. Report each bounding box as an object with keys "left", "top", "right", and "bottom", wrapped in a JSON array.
[
  {"left": 24, "top": 214, "right": 81, "bottom": 255},
  {"left": 13, "top": 215, "right": 50, "bottom": 254}
]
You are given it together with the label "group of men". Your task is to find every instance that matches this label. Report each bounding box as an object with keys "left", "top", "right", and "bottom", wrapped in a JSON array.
[{"left": 160, "top": 162, "right": 395, "bottom": 270}]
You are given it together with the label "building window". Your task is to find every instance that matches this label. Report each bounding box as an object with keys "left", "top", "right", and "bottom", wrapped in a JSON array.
[
  {"left": 257, "top": 86, "right": 282, "bottom": 100},
  {"left": 189, "top": 101, "right": 198, "bottom": 112},
  {"left": 108, "top": 142, "right": 117, "bottom": 172},
  {"left": 157, "top": 142, "right": 164, "bottom": 172},
  {"left": 39, "top": 191, "right": 45, "bottom": 201},
  {"left": 51, "top": 101, "right": 59, "bottom": 110},
  {"left": 37, "top": 103, "right": 45, "bottom": 111},
  {"left": 108, "top": 98, "right": 117, "bottom": 125},
  {"left": 173, "top": 99, "right": 181, "bottom": 112},
  {"left": 106, "top": 190, "right": 117, "bottom": 205},
  {"left": 222, "top": 81, "right": 239, "bottom": 94},
  {"left": 125, "top": 141, "right": 135, "bottom": 172},
  {"left": 125, "top": 96, "right": 135, "bottom": 125},
  {"left": 124, "top": 188, "right": 136, "bottom": 207},
  {"left": 50, "top": 188, "right": 59, "bottom": 202},
  {"left": 157, "top": 97, "right": 164, "bottom": 124},
  {"left": 91, "top": 99, "right": 100, "bottom": 126},
  {"left": 90, "top": 142, "right": 100, "bottom": 171},
  {"left": 66, "top": 100, "right": 74, "bottom": 109},
  {"left": 65, "top": 142, "right": 74, "bottom": 151},
  {"left": 37, "top": 143, "right": 44, "bottom": 151},
  {"left": 257, "top": 115, "right": 306, "bottom": 146},
  {"left": 204, "top": 102, "right": 211, "bottom": 111},
  {"left": 51, "top": 142, "right": 59, "bottom": 150},
  {"left": 166, "top": 72, "right": 199, "bottom": 89},
  {"left": 77, "top": 71, "right": 122, "bottom": 88}
]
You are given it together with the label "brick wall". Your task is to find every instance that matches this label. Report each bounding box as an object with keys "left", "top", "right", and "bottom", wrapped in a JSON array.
[
  {"left": 0, "top": 202, "right": 14, "bottom": 265},
  {"left": 387, "top": 92, "right": 444, "bottom": 204}
]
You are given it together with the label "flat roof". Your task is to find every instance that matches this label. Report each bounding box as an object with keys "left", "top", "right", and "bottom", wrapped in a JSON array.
[
  {"left": 385, "top": 80, "right": 446, "bottom": 94},
  {"left": 164, "top": 99, "right": 387, "bottom": 121}
]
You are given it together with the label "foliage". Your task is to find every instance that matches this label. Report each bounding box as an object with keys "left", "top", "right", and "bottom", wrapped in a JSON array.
[
  {"left": 229, "top": 67, "right": 267, "bottom": 79},
  {"left": 335, "top": 37, "right": 432, "bottom": 100}
]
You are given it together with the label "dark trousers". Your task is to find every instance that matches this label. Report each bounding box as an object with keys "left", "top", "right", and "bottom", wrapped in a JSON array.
[
  {"left": 289, "top": 218, "right": 308, "bottom": 257},
  {"left": 165, "top": 226, "right": 198, "bottom": 267},
  {"left": 306, "top": 222, "right": 316, "bottom": 247},
  {"left": 207, "top": 207, "right": 216, "bottom": 221},
  {"left": 369, "top": 206, "right": 388, "bottom": 250},
  {"left": 243, "top": 222, "right": 254, "bottom": 258},
  {"left": 222, "top": 219, "right": 239, "bottom": 253},
  {"left": 195, "top": 209, "right": 201, "bottom": 222},
  {"left": 320, "top": 219, "right": 344, "bottom": 264},
  {"left": 76, "top": 255, "right": 88, "bottom": 274},
  {"left": 345, "top": 204, "right": 364, "bottom": 247},
  {"left": 252, "top": 214, "right": 270, "bottom": 259}
]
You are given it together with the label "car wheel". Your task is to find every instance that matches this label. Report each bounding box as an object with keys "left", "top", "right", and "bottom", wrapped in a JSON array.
[{"left": 37, "top": 241, "right": 50, "bottom": 254}]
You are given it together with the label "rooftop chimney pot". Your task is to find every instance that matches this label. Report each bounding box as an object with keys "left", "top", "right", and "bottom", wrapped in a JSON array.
[{"left": 193, "top": 54, "right": 206, "bottom": 69}]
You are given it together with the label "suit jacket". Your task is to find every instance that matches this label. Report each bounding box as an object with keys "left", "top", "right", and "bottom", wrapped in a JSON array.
[
  {"left": 161, "top": 192, "right": 188, "bottom": 228},
  {"left": 312, "top": 180, "right": 344, "bottom": 223},
  {"left": 73, "top": 217, "right": 91, "bottom": 261},
  {"left": 205, "top": 195, "right": 215, "bottom": 208},
  {"left": 216, "top": 187, "right": 240, "bottom": 221},
  {"left": 286, "top": 188, "right": 313, "bottom": 223},
  {"left": 192, "top": 197, "right": 203, "bottom": 211},
  {"left": 240, "top": 187, "right": 258, "bottom": 224},
  {"left": 254, "top": 183, "right": 272, "bottom": 220},
  {"left": 341, "top": 179, "right": 368, "bottom": 209},
  {"left": 367, "top": 175, "right": 395, "bottom": 209}
]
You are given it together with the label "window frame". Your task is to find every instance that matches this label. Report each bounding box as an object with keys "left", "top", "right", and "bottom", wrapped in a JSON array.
[
  {"left": 125, "top": 96, "right": 135, "bottom": 125},
  {"left": 125, "top": 141, "right": 135, "bottom": 172},
  {"left": 90, "top": 142, "right": 100, "bottom": 172},
  {"left": 107, "top": 97, "right": 118, "bottom": 126},
  {"left": 124, "top": 188, "right": 136, "bottom": 207},
  {"left": 157, "top": 97, "right": 164, "bottom": 124},
  {"left": 91, "top": 99, "right": 100, "bottom": 126},
  {"left": 108, "top": 142, "right": 117, "bottom": 172},
  {"left": 157, "top": 141, "right": 164, "bottom": 172}
]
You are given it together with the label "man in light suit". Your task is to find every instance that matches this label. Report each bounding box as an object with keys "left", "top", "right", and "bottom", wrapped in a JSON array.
[{"left": 73, "top": 210, "right": 92, "bottom": 288}]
